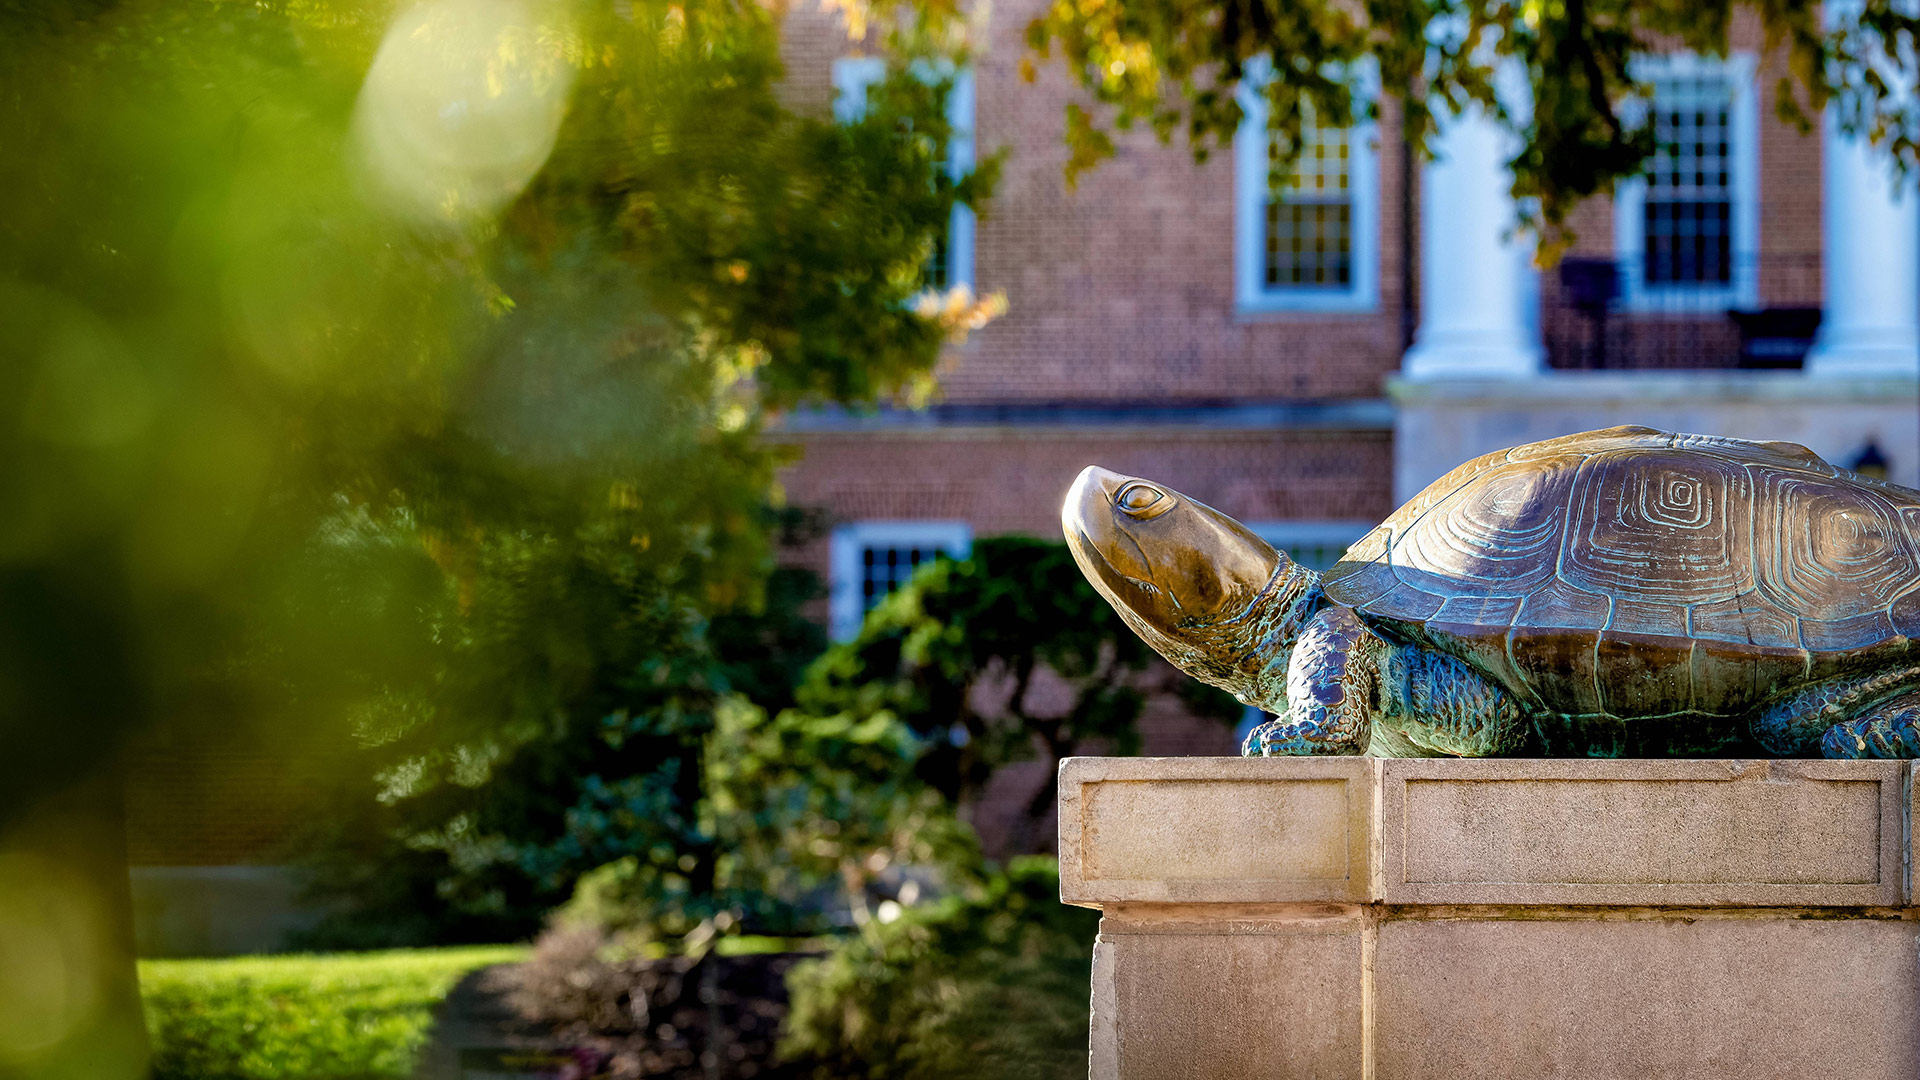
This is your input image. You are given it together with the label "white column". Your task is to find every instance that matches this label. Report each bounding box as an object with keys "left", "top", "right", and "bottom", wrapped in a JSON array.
[
  {"left": 1401, "top": 99, "right": 1542, "bottom": 380},
  {"left": 1805, "top": 111, "right": 1920, "bottom": 376}
]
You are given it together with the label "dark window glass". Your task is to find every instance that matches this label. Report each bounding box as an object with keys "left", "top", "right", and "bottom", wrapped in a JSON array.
[
  {"left": 860, "top": 544, "right": 943, "bottom": 609},
  {"left": 1642, "top": 76, "right": 1734, "bottom": 286}
]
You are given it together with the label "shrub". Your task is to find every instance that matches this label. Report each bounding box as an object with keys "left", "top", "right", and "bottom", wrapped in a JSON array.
[
  {"left": 780, "top": 858, "right": 1098, "bottom": 1080},
  {"left": 139, "top": 945, "right": 525, "bottom": 1080},
  {"left": 505, "top": 927, "right": 819, "bottom": 1077}
]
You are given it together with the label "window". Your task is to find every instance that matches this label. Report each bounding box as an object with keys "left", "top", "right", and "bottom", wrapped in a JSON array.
[
  {"left": 1614, "top": 54, "right": 1758, "bottom": 309},
  {"left": 831, "top": 56, "right": 975, "bottom": 293},
  {"left": 828, "top": 521, "right": 972, "bottom": 640},
  {"left": 1265, "top": 122, "right": 1355, "bottom": 289},
  {"left": 1234, "top": 77, "right": 1379, "bottom": 313}
]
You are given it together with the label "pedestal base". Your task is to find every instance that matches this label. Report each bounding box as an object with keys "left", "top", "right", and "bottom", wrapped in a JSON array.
[{"left": 1059, "top": 757, "right": 1920, "bottom": 1080}]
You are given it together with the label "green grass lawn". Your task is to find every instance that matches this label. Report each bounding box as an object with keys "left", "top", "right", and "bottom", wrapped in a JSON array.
[{"left": 139, "top": 945, "right": 526, "bottom": 1080}]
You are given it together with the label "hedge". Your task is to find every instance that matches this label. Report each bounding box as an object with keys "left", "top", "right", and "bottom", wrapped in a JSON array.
[{"left": 139, "top": 945, "right": 525, "bottom": 1080}]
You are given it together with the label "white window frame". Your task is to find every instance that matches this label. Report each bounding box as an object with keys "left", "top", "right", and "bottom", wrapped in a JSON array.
[
  {"left": 1613, "top": 52, "right": 1760, "bottom": 312},
  {"left": 830, "top": 56, "right": 975, "bottom": 293},
  {"left": 830, "top": 55, "right": 885, "bottom": 125},
  {"left": 1233, "top": 65, "right": 1380, "bottom": 315},
  {"left": 828, "top": 520, "right": 972, "bottom": 640},
  {"left": 1247, "top": 520, "right": 1373, "bottom": 571}
]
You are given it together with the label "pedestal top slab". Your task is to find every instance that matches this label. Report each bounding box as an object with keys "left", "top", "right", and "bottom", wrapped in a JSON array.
[
  {"left": 1058, "top": 757, "right": 1916, "bottom": 908},
  {"left": 1058, "top": 757, "right": 1374, "bottom": 906}
]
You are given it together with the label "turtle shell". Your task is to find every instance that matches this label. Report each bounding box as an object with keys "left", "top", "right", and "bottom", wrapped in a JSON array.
[{"left": 1323, "top": 426, "right": 1920, "bottom": 720}]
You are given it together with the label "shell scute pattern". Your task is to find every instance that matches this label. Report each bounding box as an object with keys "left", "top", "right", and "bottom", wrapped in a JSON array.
[
  {"left": 1671, "top": 431, "right": 1829, "bottom": 470},
  {"left": 1505, "top": 620, "right": 1603, "bottom": 715},
  {"left": 1322, "top": 427, "right": 1920, "bottom": 721},
  {"left": 1689, "top": 593, "right": 1799, "bottom": 647},
  {"left": 1323, "top": 442, "right": 1519, "bottom": 605},
  {"left": 1560, "top": 449, "right": 1755, "bottom": 608},
  {"left": 1322, "top": 525, "right": 1397, "bottom": 606},
  {"left": 1502, "top": 424, "right": 1670, "bottom": 461},
  {"left": 1401, "top": 458, "right": 1568, "bottom": 597},
  {"left": 1801, "top": 611, "right": 1900, "bottom": 653},
  {"left": 1750, "top": 467, "right": 1920, "bottom": 623},
  {"left": 1596, "top": 631, "right": 1695, "bottom": 717}
]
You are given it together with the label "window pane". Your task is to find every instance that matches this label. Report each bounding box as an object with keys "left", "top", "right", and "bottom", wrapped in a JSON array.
[
  {"left": 1642, "top": 74, "right": 1734, "bottom": 286},
  {"left": 1262, "top": 118, "right": 1353, "bottom": 290},
  {"left": 860, "top": 544, "right": 942, "bottom": 610}
]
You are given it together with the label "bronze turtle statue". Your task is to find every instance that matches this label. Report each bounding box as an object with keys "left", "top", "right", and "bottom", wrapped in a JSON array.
[{"left": 1061, "top": 425, "right": 1920, "bottom": 758}]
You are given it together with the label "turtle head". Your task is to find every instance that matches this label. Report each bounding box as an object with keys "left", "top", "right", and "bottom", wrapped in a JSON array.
[{"left": 1061, "top": 466, "right": 1320, "bottom": 707}]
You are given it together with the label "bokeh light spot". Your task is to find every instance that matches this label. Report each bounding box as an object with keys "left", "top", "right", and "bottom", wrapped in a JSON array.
[
  {"left": 353, "top": 0, "right": 575, "bottom": 225},
  {"left": 0, "top": 854, "right": 109, "bottom": 1065}
]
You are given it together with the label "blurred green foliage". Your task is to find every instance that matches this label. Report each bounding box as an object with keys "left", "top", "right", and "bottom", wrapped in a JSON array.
[
  {"left": 780, "top": 857, "right": 1098, "bottom": 1080},
  {"left": 532, "top": 680, "right": 983, "bottom": 945},
  {"left": 1005, "top": 0, "right": 1920, "bottom": 256},
  {"left": 140, "top": 946, "right": 525, "bottom": 1080},
  {"left": 795, "top": 536, "right": 1238, "bottom": 851},
  {"left": 549, "top": 537, "right": 1239, "bottom": 946},
  {"left": 0, "top": 0, "right": 990, "bottom": 827},
  {"left": 0, "top": 0, "right": 993, "bottom": 1067}
]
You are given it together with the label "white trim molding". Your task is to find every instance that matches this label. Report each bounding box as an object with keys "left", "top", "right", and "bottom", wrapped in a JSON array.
[
  {"left": 942, "top": 67, "right": 976, "bottom": 293},
  {"left": 828, "top": 520, "right": 972, "bottom": 640},
  {"left": 1614, "top": 52, "right": 1760, "bottom": 312},
  {"left": 1233, "top": 69, "right": 1380, "bottom": 314}
]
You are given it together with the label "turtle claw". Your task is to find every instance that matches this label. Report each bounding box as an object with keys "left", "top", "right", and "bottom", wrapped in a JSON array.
[
  {"left": 1821, "top": 694, "right": 1920, "bottom": 759},
  {"left": 1241, "top": 717, "right": 1366, "bottom": 756}
]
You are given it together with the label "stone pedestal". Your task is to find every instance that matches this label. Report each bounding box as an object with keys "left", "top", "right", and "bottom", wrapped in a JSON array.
[{"left": 1059, "top": 757, "right": 1920, "bottom": 1079}]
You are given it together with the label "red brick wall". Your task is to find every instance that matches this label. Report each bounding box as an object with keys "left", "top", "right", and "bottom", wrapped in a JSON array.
[
  {"left": 124, "top": 744, "right": 319, "bottom": 866},
  {"left": 1752, "top": 23, "right": 1824, "bottom": 306},
  {"left": 783, "top": 0, "right": 1415, "bottom": 404},
  {"left": 776, "top": 428, "right": 1393, "bottom": 540},
  {"left": 956, "top": 0, "right": 1411, "bottom": 403}
]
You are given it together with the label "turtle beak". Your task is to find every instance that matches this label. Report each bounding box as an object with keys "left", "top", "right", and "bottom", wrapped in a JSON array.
[
  {"left": 1063, "top": 465, "right": 1153, "bottom": 585},
  {"left": 1067, "top": 463, "right": 1113, "bottom": 557},
  {"left": 1064, "top": 465, "right": 1124, "bottom": 528},
  {"left": 1063, "top": 465, "right": 1123, "bottom": 551}
]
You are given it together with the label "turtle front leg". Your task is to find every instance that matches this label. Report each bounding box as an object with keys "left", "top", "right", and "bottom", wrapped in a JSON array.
[
  {"left": 1242, "top": 606, "right": 1383, "bottom": 756},
  {"left": 1241, "top": 607, "right": 1527, "bottom": 757}
]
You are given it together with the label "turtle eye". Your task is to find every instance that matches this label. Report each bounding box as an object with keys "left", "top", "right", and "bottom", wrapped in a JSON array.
[{"left": 1115, "top": 482, "right": 1173, "bottom": 519}]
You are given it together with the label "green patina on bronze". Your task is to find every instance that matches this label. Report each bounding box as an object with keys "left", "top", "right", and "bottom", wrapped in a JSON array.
[{"left": 1062, "top": 425, "right": 1920, "bottom": 758}]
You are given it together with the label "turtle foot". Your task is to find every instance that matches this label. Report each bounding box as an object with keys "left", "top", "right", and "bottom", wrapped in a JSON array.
[
  {"left": 1241, "top": 717, "right": 1367, "bottom": 756},
  {"left": 1821, "top": 692, "right": 1920, "bottom": 758}
]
